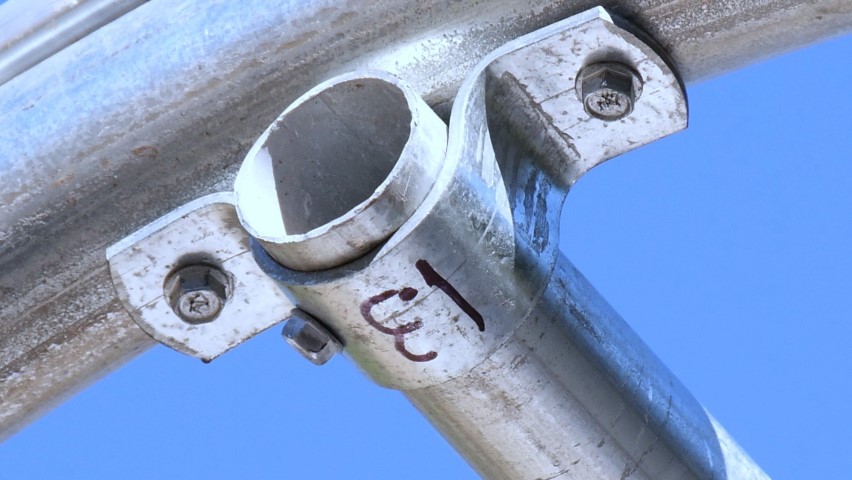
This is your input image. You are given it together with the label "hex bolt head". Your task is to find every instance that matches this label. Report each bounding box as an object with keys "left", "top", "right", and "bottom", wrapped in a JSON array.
[
  {"left": 163, "top": 264, "right": 231, "bottom": 324},
  {"left": 578, "top": 62, "right": 643, "bottom": 121},
  {"left": 281, "top": 309, "right": 342, "bottom": 366}
]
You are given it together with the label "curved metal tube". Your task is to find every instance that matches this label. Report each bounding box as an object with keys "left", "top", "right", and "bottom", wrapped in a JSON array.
[
  {"left": 1, "top": 0, "right": 851, "bottom": 446},
  {"left": 0, "top": 0, "right": 147, "bottom": 86}
]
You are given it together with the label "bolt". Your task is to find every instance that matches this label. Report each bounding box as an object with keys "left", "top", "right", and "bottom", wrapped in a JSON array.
[
  {"left": 164, "top": 264, "right": 231, "bottom": 324},
  {"left": 281, "top": 309, "right": 342, "bottom": 366},
  {"left": 578, "top": 62, "right": 642, "bottom": 121}
]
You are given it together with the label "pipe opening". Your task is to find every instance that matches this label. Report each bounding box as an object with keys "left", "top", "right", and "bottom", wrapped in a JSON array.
[
  {"left": 269, "top": 80, "right": 410, "bottom": 236},
  {"left": 235, "top": 72, "right": 447, "bottom": 271}
]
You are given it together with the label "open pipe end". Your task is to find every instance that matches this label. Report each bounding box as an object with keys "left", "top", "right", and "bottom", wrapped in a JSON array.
[{"left": 235, "top": 72, "right": 447, "bottom": 271}]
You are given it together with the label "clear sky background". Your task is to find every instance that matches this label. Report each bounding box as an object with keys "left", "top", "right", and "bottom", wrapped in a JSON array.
[{"left": 2, "top": 26, "right": 851, "bottom": 480}]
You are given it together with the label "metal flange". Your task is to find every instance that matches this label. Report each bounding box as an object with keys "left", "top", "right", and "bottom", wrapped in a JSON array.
[
  {"left": 106, "top": 193, "right": 294, "bottom": 361},
  {"left": 108, "top": 8, "right": 687, "bottom": 370}
]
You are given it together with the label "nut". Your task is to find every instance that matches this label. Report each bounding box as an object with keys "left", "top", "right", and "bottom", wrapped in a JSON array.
[
  {"left": 164, "top": 264, "right": 231, "bottom": 324},
  {"left": 577, "top": 62, "right": 642, "bottom": 121},
  {"left": 281, "top": 309, "right": 342, "bottom": 365}
]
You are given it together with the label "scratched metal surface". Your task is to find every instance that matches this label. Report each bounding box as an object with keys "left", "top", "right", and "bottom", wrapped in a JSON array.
[
  {"left": 1, "top": 0, "right": 851, "bottom": 441},
  {"left": 234, "top": 10, "right": 745, "bottom": 479},
  {"left": 409, "top": 254, "right": 700, "bottom": 479}
]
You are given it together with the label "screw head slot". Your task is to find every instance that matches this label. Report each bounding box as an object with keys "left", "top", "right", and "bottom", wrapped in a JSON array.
[
  {"left": 164, "top": 264, "right": 231, "bottom": 324},
  {"left": 578, "top": 62, "right": 643, "bottom": 121}
]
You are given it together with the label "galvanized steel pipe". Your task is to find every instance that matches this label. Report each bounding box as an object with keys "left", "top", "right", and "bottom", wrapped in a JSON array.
[
  {"left": 234, "top": 13, "right": 767, "bottom": 475},
  {"left": 1, "top": 0, "right": 851, "bottom": 450}
]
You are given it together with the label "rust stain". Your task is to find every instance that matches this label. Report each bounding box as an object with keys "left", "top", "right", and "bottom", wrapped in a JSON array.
[
  {"left": 51, "top": 173, "right": 75, "bottom": 188},
  {"left": 278, "top": 30, "right": 319, "bottom": 51},
  {"left": 131, "top": 146, "right": 159, "bottom": 159},
  {"left": 330, "top": 11, "right": 357, "bottom": 29},
  {"left": 3, "top": 189, "right": 24, "bottom": 206}
]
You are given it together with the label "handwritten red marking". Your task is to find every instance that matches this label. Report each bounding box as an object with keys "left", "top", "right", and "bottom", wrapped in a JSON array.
[
  {"left": 415, "top": 259, "right": 485, "bottom": 332},
  {"left": 359, "top": 288, "right": 436, "bottom": 362}
]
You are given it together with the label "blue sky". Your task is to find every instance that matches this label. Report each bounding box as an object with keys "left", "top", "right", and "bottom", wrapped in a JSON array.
[{"left": 2, "top": 30, "right": 851, "bottom": 480}]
